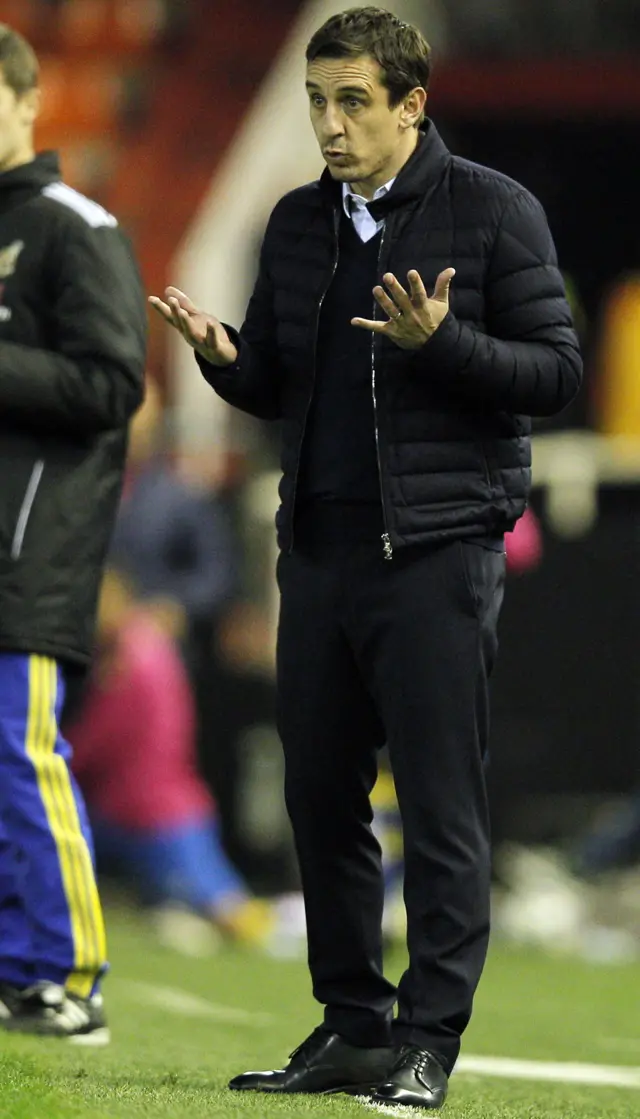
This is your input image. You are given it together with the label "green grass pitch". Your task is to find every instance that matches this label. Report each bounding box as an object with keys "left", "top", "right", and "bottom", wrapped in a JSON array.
[{"left": 1, "top": 906, "right": 639, "bottom": 1118}]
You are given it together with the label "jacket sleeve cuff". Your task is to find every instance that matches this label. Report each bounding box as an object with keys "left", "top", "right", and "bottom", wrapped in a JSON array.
[
  {"left": 412, "top": 311, "right": 470, "bottom": 379},
  {"left": 194, "top": 323, "right": 241, "bottom": 386}
]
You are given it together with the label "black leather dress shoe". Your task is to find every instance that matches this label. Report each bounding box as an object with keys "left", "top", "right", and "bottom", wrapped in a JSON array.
[
  {"left": 372, "top": 1045, "right": 449, "bottom": 1110},
  {"left": 228, "top": 1026, "right": 393, "bottom": 1094}
]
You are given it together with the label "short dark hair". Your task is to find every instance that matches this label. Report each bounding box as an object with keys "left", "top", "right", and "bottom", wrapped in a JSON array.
[
  {"left": 306, "top": 7, "right": 431, "bottom": 109},
  {"left": 0, "top": 23, "right": 39, "bottom": 98}
]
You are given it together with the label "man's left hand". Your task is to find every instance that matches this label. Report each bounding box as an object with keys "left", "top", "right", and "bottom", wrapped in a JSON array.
[{"left": 351, "top": 267, "right": 455, "bottom": 350}]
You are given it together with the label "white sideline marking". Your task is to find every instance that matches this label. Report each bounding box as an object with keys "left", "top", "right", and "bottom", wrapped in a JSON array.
[
  {"left": 120, "top": 980, "right": 274, "bottom": 1027},
  {"left": 456, "top": 1055, "right": 640, "bottom": 1088},
  {"left": 356, "top": 1055, "right": 640, "bottom": 1113},
  {"left": 358, "top": 1101, "right": 441, "bottom": 1117},
  {"left": 358, "top": 1106, "right": 429, "bottom": 1117}
]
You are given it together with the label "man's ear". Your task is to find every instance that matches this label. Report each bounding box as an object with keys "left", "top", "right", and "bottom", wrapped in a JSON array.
[
  {"left": 20, "top": 86, "right": 41, "bottom": 127},
  {"left": 400, "top": 86, "right": 427, "bottom": 129}
]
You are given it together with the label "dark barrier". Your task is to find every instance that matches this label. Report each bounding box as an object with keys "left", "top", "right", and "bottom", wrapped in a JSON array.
[{"left": 490, "top": 483, "right": 640, "bottom": 843}]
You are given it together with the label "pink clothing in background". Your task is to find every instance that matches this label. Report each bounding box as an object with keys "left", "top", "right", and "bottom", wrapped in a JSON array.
[
  {"left": 505, "top": 507, "right": 543, "bottom": 574},
  {"left": 68, "top": 616, "right": 213, "bottom": 830}
]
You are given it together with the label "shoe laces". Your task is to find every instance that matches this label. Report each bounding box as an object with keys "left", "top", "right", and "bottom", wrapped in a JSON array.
[
  {"left": 392, "top": 1044, "right": 433, "bottom": 1076},
  {"left": 288, "top": 1026, "right": 329, "bottom": 1063}
]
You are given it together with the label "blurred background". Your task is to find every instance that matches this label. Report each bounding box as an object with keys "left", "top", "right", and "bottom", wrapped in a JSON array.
[{"left": 4, "top": 0, "right": 640, "bottom": 963}]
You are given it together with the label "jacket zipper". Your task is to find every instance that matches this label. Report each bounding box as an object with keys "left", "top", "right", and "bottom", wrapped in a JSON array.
[
  {"left": 288, "top": 207, "right": 340, "bottom": 553},
  {"left": 11, "top": 459, "right": 44, "bottom": 560},
  {"left": 373, "top": 228, "right": 393, "bottom": 560}
]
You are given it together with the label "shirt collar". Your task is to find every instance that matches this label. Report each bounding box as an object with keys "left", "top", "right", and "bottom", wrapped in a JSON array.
[{"left": 342, "top": 177, "right": 396, "bottom": 219}]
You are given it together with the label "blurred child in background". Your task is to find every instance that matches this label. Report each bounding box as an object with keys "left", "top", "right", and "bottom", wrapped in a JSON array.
[{"left": 66, "top": 568, "right": 272, "bottom": 951}]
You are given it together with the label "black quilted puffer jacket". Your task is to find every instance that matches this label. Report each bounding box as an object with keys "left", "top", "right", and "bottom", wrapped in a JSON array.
[{"left": 198, "top": 121, "right": 581, "bottom": 557}]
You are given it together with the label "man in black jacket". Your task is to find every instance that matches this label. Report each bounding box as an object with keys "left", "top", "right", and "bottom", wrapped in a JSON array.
[
  {"left": 152, "top": 7, "right": 581, "bottom": 1110},
  {"left": 0, "top": 25, "right": 146, "bottom": 1043}
]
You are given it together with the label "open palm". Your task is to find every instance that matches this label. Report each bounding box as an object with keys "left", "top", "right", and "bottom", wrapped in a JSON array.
[{"left": 149, "top": 287, "right": 238, "bottom": 368}]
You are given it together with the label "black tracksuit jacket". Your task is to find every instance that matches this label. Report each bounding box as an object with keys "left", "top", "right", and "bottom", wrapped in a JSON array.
[{"left": 0, "top": 153, "right": 146, "bottom": 665}]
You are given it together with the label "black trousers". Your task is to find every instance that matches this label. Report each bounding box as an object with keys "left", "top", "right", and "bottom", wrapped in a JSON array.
[{"left": 276, "top": 533, "right": 505, "bottom": 1074}]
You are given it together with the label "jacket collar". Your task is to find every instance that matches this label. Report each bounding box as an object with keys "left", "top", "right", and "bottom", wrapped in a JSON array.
[
  {"left": 0, "top": 151, "right": 61, "bottom": 213},
  {"left": 319, "top": 120, "right": 450, "bottom": 219}
]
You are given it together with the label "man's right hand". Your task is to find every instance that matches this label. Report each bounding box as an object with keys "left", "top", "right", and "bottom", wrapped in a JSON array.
[{"left": 148, "top": 286, "right": 238, "bottom": 368}]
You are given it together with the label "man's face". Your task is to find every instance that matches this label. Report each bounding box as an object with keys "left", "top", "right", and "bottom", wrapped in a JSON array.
[
  {"left": 0, "top": 71, "right": 38, "bottom": 173},
  {"left": 306, "top": 54, "right": 413, "bottom": 192}
]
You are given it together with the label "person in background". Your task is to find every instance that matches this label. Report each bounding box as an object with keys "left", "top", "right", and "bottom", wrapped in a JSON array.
[
  {"left": 110, "top": 377, "right": 236, "bottom": 650},
  {"left": 110, "top": 376, "right": 238, "bottom": 842},
  {"left": 570, "top": 802, "right": 640, "bottom": 879},
  {"left": 67, "top": 568, "right": 272, "bottom": 950},
  {"left": 108, "top": 376, "right": 239, "bottom": 846},
  {"left": 0, "top": 25, "right": 145, "bottom": 1042}
]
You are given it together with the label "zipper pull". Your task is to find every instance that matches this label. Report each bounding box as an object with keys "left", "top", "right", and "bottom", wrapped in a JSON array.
[{"left": 382, "top": 533, "right": 393, "bottom": 561}]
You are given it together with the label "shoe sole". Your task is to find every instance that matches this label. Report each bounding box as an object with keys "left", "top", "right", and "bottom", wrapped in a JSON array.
[
  {"left": 2, "top": 1021, "right": 111, "bottom": 1046},
  {"left": 229, "top": 1081, "right": 378, "bottom": 1096}
]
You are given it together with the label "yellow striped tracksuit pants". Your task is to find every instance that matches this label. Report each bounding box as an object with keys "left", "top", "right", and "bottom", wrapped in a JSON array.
[{"left": 0, "top": 653, "right": 107, "bottom": 997}]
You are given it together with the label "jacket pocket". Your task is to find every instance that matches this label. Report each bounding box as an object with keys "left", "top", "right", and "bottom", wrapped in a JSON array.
[
  {"left": 457, "top": 538, "right": 506, "bottom": 618},
  {"left": 457, "top": 540, "right": 481, "bottom": 614},
  {"left": 479, "top": 443, "right": 493, "bottom": 492},
  {"left": 11, "top": 459, "right": 44, "bottom": 560}
]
